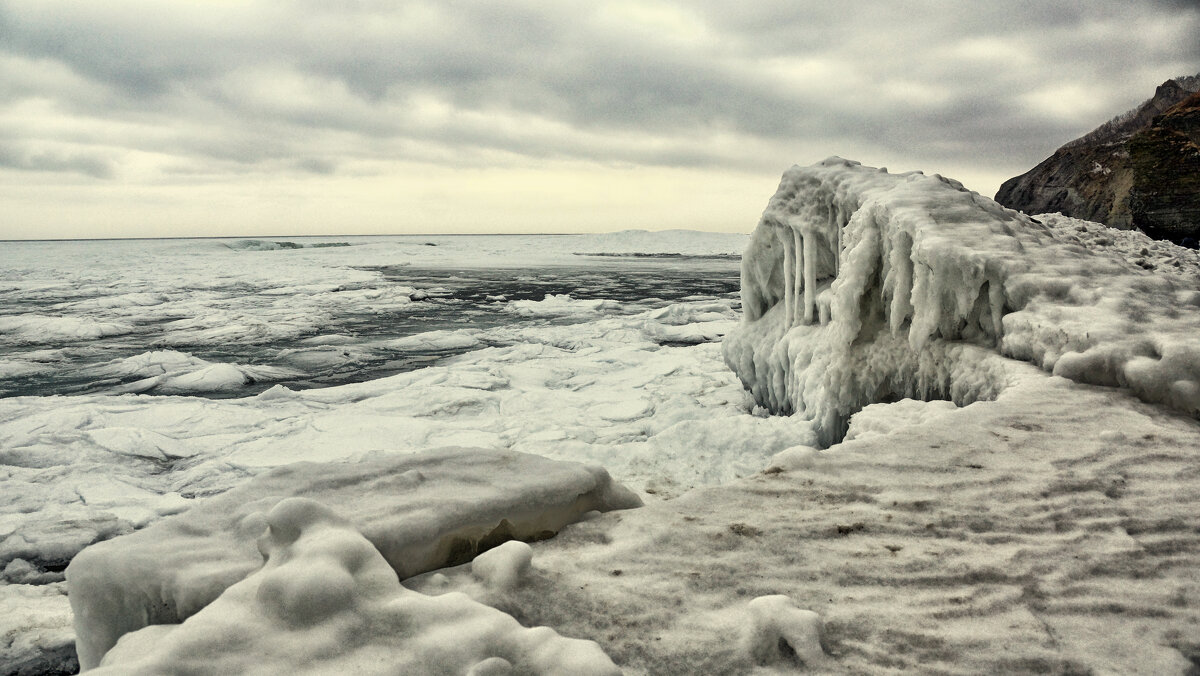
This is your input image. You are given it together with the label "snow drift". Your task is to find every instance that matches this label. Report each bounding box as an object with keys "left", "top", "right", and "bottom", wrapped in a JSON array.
[
  {"left": 67, "top": 448, "right": 639, "bottom": 670},
  {"left": 724, "top": 157, "right": 1200, "bottom": 444}
]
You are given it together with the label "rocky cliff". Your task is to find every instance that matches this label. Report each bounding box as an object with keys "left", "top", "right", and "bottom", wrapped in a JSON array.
[{"left": 995, "top": 75, "right": 1200, "bottom": 243}]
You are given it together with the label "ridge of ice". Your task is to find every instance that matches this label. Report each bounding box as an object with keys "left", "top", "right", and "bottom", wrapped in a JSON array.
[
  {"left": 90, "top": 498, "right": 618, "bottom": 675},
  {"left": 66, "top": 448, "right": 640, "bottom": 670},
  {"left": 86, "top": 350, "right": 303, "bottom": 395},
  {"left": 724, "top": 157, "right": 1200, "bottom": 444}
]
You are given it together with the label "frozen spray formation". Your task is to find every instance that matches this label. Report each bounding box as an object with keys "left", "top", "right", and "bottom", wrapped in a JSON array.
[{"left": 724, "top": 157, "right": 1200, "bottom": 444}]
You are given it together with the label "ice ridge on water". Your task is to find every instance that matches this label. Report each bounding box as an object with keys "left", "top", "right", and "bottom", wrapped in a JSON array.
[{"left": 724, "top": 157, "right": 1200, "bottom": 445}]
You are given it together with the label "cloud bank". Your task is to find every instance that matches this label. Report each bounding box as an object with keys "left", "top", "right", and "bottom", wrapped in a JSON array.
[{"left": 1, "top": 0, "right": 1197, "bottom": 237}]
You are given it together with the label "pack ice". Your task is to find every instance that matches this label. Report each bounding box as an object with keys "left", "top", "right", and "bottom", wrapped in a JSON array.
[{"left": 724, "top": 157, "right": 1200, "bottom": 444}]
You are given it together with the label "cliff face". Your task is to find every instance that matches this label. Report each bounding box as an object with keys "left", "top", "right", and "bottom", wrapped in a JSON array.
[
  {"left": 995, "top": 76, "right": 1200, "bottom": 243},
  {"left": 1127, "top": 91, "right": 1200, "bottom": 241}
]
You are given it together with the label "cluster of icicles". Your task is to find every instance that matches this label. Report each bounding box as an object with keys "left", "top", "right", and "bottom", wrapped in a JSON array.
[{"left": 725, "top": 157, "right": 1200, "bottom": 445}]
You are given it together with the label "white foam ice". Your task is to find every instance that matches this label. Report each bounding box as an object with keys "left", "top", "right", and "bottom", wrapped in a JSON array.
[{"left": 381, "top": 329, "right": 484, "bottom": 351}]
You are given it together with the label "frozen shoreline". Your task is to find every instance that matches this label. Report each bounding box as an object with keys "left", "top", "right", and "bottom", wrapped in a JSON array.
[{"left": 5, "top": 182, "right": 1200, "bottom": 672}]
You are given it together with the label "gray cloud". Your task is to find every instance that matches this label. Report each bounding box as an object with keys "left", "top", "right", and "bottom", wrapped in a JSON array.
[
  {"left": 0, "top": 143, "right": 114, "bottom": 178},
  {"left": 0, "top": 0, "right": 1197, "bottom": 187}
]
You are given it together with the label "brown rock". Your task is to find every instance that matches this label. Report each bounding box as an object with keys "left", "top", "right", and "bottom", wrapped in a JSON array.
[{"left": 996, "top": 75, "right": 1200, "bottom": 244}]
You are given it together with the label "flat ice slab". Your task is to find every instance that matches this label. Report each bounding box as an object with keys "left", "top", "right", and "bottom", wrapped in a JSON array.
[{"left": 67, "top": 447, "right": 640, "bottom": 670}]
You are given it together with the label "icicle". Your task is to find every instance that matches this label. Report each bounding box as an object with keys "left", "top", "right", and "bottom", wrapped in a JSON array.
[
  {"left": 888, "top": 233, "right": 914, "bottom": 333},
  {"left": 803, "top": 232, "right": 816, "bottom": 324},
  {"left": 793, "top": 228, "right": 803, "bottom": 326},
  {"left": 781, "top": 229, "right": 795, "bottom": 326},
  {"left": 988, "top": 279, "right": 1005, "bottom": 342},
  {"left": 835, "top": 216, "right": 842, "bottom": 277}
]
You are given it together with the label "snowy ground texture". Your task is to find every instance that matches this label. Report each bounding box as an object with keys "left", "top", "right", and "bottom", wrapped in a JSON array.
[{"left": 4, "top": 165, "right": 1200, "bottom": 673}]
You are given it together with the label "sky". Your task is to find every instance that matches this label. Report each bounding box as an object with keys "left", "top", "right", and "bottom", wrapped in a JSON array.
[{"left": 1, "top": 1, "right": 1198, "bottom": 239}]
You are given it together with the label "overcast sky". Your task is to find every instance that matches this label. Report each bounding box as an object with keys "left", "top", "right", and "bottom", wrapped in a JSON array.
[{"left": 2, "top": 1, "right": 1198, "bottom": 239}]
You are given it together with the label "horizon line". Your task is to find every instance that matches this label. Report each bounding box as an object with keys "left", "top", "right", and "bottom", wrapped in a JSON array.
[{"left": 1, "top": 229, "right": 748, "bottom": 244}]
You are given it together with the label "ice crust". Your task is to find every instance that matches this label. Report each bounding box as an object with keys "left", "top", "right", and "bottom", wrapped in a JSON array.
[
  {"left": 90, "top": 498, "right": 619, "bottom": 675},
  {"left": 65, "top": 447, "right": 638, "bottom": 670},
  {"left": 724, "top": 157, "right": 1200, "bottom": 443}
]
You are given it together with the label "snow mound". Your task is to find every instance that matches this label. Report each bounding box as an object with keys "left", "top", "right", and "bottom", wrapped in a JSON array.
[
  {"left": 471, "top": 540, "right": 534, "bottom": 591},
  {"left": 641, "top": 302, "right": 738, "bottom": 344},
  {"left": 91, "top": 498, "right": 618, "bottom": 675},
  {"left": 743, "top": 595, "right": 826, "bottom": 668},
  {"left": 724, "top": 157, "right": 1200, "bottom": 444},
  {"left": 66, "top": 448, "right": 640, "bottom": 670}
]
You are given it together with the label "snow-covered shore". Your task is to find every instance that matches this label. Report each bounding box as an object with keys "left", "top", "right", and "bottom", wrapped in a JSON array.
[{"left": 5, "top": 162, "right": 1200, "bottom": 673}]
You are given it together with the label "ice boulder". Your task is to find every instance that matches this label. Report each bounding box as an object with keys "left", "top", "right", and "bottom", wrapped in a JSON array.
[
  {"left": 724, "top": 157, "right": 1200, "bottom": 444},
  {"left": 471, "top": 540, "right": 534, "bottom": 592},
  {"left": 743, "top": 595, "right": 825, "bottom": 668},
  {"left": 67, "top": 448, "right": 640, "bottom": 670},
  {"left": 90, "top": 498, "right": 620, "bottom": 675}
]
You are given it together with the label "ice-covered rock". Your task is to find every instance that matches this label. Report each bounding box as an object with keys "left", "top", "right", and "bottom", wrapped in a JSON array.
[
  {"left": 724, "top": 157, "right": 1200, "bottom": 444},
  {"left": 90, "top": 498, "right": 619, "bottom": 675},
  {"left": 67, "top": 448, "right": 640, "bottom": 670}
]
